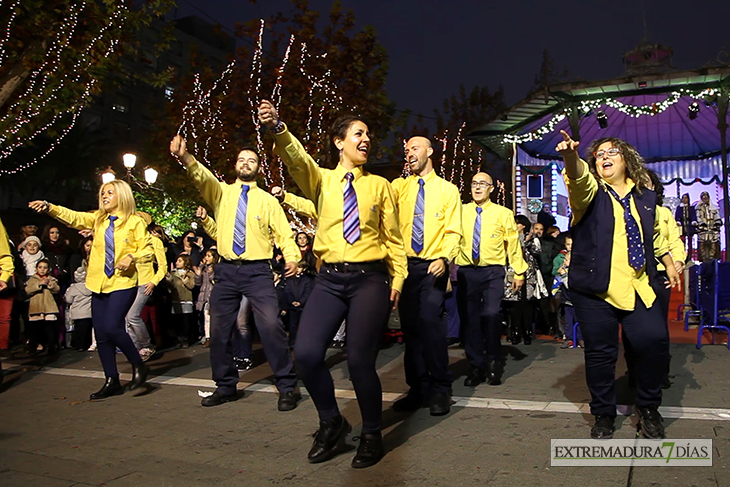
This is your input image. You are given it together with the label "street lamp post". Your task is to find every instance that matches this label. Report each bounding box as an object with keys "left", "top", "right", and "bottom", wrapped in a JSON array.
[{"left": 123, "top": 153, "right": 137, "bottom": 183}]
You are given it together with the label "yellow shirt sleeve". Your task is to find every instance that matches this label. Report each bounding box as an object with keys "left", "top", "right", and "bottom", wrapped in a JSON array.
[
  {"left": 0, "top": 217, "right": 14, "bottom": 283},
  {"left": 381, "top": 180, "right": 408, "bottom": 293},
  {"left": 273, "top": 124, "right": 323, "bottom": 202},
  {"left": 441, "top": 183, "right": 463, "bottom": 262},
  {"left": 283, "top": 191, "right": 318, "bottom": 219},
  {"left": 268, "top": 196, "right": 301, "bottom": 263},
  {"left": 503, "top": 211, "right": 528, "bottom": 276},
  {"left": 186, "top": 158, "right": 224, "bottom": 212},
  {"left": 47, "top": 204, "right": 98, "bottom": 231},
  {"left": 151, "top": 236, "right": 168, "bottom": 286},
  {"left": 563, "top": 159, "right": 598, "bottom": 225},
  {"left": 201, "top": 216, "right": 218, "bottom": 240}
]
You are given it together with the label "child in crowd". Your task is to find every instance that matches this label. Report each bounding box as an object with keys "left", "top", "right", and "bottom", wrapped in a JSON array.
[
  {"left": 65, "top": 265, "right": 93, "bottom": 351},
  {"left": 280, "top": 260, "right": 316, "bottom": 348},
  {"left": 553, "top": 235, "right": 581, "bottom": 348},
  {"left": 24, "top": 259, "right": 60, "bottom": 354},
  {"left": 166, "top": 255, "right": 196, "bottom": 348},
  {"left": 20, "top": 236, "right": 44, "bottom": 280},
  {"left": 195, "top": 248, "right": 219, "bottom": 348}
]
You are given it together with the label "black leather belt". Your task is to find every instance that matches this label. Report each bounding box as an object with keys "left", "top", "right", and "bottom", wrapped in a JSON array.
[
  {"left": 220, "top": 258, "right": 269, "bottom": 266},
  {"left": 321, "top": 261, "right": 387, "bottom": 274}
]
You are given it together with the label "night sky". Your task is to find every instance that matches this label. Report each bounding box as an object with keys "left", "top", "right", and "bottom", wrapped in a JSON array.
[{"left": 174, "top": 0, "right": 730, "bottom": 121}]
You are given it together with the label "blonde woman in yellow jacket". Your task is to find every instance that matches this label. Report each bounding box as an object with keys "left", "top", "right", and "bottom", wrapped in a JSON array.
[{"left": 29, "top": 180, "right": 153, "bottom": 400}]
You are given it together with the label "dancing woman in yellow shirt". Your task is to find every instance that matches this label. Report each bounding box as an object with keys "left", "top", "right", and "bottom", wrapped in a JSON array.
[
  {"left": 29, "top": 180, "right": 153, "bottom": 400},
  {"left": 556, "top": 131, "right": 680, "bottom": 440},
  {"left": 259, "top": 100, "right": 407, "bottom": 469}
]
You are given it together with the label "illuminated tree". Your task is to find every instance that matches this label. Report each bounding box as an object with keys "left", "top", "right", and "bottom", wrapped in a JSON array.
[{"left": 0, "top": 0, "right": 176, "bottom": 176}]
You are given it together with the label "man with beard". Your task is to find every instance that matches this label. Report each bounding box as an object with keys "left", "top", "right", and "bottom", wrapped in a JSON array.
[
  {"left": 391, "top": 136, "right": 462, "bottom": 416},
  {"left": 169, "top": 137, "right": 301, "bottom": 411}
]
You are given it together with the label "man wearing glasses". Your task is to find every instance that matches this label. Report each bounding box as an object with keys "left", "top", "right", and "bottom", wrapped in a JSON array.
[
  {"left": 391, "top": 136, "right": 462, "bottom": 416},
  {"left": 456, "top": 172, "right": 526, "bottom": 386}
]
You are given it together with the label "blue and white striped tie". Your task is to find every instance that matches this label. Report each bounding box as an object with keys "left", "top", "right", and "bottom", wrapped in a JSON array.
[
  {"left": 104, "top": 215, "right": 118, "bottom": 277},
  {"left": 472, "top": 207, "right": 482, "bottom": 263},
  {"left": 343, "top": 172, "right": 360, "bottom": 244},
  {"left": 233, "top": 185, "right": 249, "bottom": 255},
  {"left": 412, "top": 178, "right": 425, "bottom": 254}
]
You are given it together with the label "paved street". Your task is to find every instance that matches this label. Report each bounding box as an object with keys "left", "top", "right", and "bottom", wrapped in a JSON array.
[{"left": 1, "top": 338, "right": 729, "bottom": 487}]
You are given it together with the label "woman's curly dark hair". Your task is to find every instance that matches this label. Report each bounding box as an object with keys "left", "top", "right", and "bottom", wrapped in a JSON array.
[{"left": 584, "top": 138, "right": 650, "bottom": 193}]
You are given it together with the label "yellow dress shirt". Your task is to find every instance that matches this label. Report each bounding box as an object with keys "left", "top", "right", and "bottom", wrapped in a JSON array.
[
  {"left": 656, "top": 205, "right": 686, "bottom": 271},
  {"left": 137, "top": 236, "right": 167, "bottom": 286},
  {"left": 186, "top": 158, "right": 299, "bottom": 263},
  {"left": 391, "top": 170, "right": 462, "bottom": 262},
  {"left": 455, "top": 200, "right": 528, "bottom": 276},
  {"left": 0, "top": 217, "right": 14, "bottom": 283},
  {"left": 283, "top": 191, "right": 318, "bottom": 219},
  {"left": 47, "top": 205, "right": 153, "bottom": 294},
  {"left": 564, "top": 160, "right": 669, "bottom": 310},
  {"left": 273, "top": 125, "right": 408, "bottom": 292}
]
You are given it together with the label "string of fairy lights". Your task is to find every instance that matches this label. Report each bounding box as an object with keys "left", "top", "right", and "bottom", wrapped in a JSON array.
[
  {"left": 503, "top": 88, "right": 726, "bottom": 144},
  {"left": 0, "top": 0, "right": 129, "bottom": 176}
]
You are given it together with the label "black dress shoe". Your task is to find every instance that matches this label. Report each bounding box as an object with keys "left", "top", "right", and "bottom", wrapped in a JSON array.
[
  {"left": 201, "top": 390, "right": 238, "bottom": 407},
  {"left": 523, "top": 335, "right": 532, "bottom": 345},
  {"left": 590, "top": 414, "right": 616, "bottom": 439},
  {"left": 463, "top": 367, "right": 486, "bottom": 387},
  {"left": 308, "top": 415, "right": 352, "bottom": 463},
  {"left": 277, "top": 390, "right": 302, "bottom": 411},
  {"left": 128, "top": 362, "right": 148, "bottom": 391},
  {"left": 392, "top": 392, "right": 428, "bottom": 412},
  {"left": 636, "top": 406, "right": 665, "bottom": 439},
  {"left": 90, "top": 377, "right": 123, "bottom": 400},
  {"left": 486, "top": 359, "right": 504, "bottom": 386},
  {"left": 352, "top": 432, "right": 384, "bottom": 468},
  {"left": 429, "top": 392, "right": 451, "bottom": 416}
]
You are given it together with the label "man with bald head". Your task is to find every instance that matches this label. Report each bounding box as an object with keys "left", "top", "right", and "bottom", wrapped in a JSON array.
[
  {"left": 391, "top": 136, "right": 462, "bottom": 416},
  {"left": 456, "top": 172, "right": 527, "bottom": 386}
]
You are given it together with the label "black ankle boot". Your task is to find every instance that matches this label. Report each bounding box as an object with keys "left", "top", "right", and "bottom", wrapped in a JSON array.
[
  {"left": 487, "top": 359, "right": 504, "bottom": 386},
  {"left": 90, "top": 377, "right": 123, "bottom": 400},
  {"left": 129, "top": 362, "right": 148, "bottom": 391},
  {"left": 352, "top": 432, "right": 384, "bottom": 468},
  {"left": 308, "top": 415, "right": 352, "bottom": 463}
]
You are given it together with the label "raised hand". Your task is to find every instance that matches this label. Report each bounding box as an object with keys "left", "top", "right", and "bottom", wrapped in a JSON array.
[
  {"left": 196, "top": 206, "right": 208, "bottom": 220},
  {"left": 170, "top": 135, "right": 188, "bottom": 159},
  {"left": 556, "top": 130, "right": 580, "bottom": 155},
  {"left": 258, "top": 100, "right": 279, "bottom": 130},
  {"left": 271, "top": 186, "right": 284, "bottom": 201},
  {"left": 28, "top": 200, "right": 48, "bottom": 213}
]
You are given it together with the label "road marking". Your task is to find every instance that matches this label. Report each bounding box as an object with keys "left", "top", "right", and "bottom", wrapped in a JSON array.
[{"left": 10, "top": 365, "right": 730, "bottom": 422}]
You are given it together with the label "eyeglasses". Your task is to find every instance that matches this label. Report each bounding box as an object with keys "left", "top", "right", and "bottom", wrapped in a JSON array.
[
  {"left": 593, "top": 147, "right": 621, "bottom": 159},
  {"left": 471, "top": 181, "right": 493, "bottom": 189}
]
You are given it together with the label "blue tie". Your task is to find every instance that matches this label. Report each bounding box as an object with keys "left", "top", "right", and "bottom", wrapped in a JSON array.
[
  {"left": 104, "top": 215, "right": 118, "bottom": 277},
  {"left": 233, "top": 185, "right": 249, "bottom": 255},
  {"left": 412, "top": 178, "right": 425, "bottom": 254},
  {"left": 343, "top": 172, "right": 360, "bottom": 244},
  {"left": 606, "top": 186, "right": 645, "bottom": 271},
  {"left": 472, "top": 206, "right": 482, "bottom": 262}
]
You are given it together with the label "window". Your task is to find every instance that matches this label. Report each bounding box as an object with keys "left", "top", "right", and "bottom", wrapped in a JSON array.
[
  {"left": 526, "top": 174, "right": 543, "bottom": 199},
  {"left": 112, "top": 95, "right": 131, "bottom": 113}
]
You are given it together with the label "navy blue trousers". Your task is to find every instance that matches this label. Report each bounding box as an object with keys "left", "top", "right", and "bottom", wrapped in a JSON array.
[
  {"left": 399, "top": 259, "right": 452, "bottom": 397},
  {"left": 295, "top": 267, "right": 390, "bottom": 434},
  {"left": 92, "top": 288, "right": 140, "bottom": 378},
  {"left": 572, "top": 290, "right": 669, "bottom": 416},
  {"left": 209, "top": 262, "right": 296, "bottom": 396},
  {"left": 456, "top": 265, "right": 506, "bottom": 369}
]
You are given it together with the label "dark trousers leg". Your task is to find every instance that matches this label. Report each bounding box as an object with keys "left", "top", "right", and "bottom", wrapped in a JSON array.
[
  {"left": 399, "top": 260, "right": 451, "bottom": 395},
  {"left": 73, "top": 318, "right": 93, "bottom": 350},
  {"left": 209, "top": 262, "right": 296, "bottom": 395},
  {"left": 295, "top": 270, "right": 390, "bottom": 433},
  {"left": 573, "top": 291, "right": 668, "bottom": 416},
  {"left": 92, "top": 288, "right": 140, "bottom": 378},
  {"left": 288, "top": 310, "right": 301, "bottom": 348},
  {"left": 445, "top": 283, "right": 461, "bottom": 339},
  {"left": 459, "top": 266, "right": 505, "bottom": 369}
]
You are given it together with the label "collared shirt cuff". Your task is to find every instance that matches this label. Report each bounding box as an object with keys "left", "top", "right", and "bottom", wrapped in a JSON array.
[{"left": 391, "top": 277, "right": 405, "bottom": 293}]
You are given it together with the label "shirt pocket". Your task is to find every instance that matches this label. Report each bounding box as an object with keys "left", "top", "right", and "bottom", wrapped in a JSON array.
[{"left": 482, "top": 221, "right": 504, "bottom": 240}]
